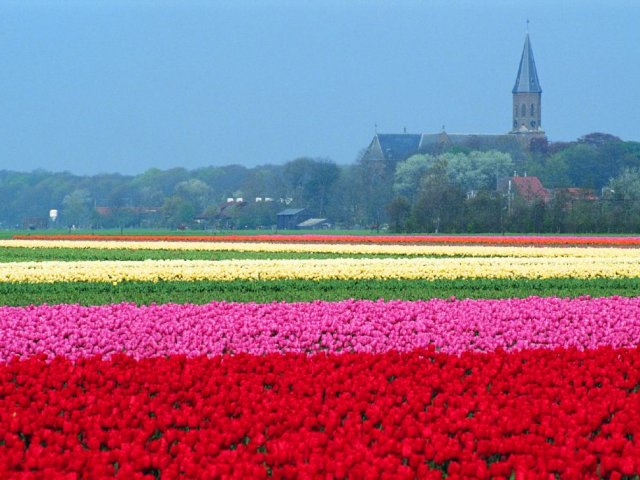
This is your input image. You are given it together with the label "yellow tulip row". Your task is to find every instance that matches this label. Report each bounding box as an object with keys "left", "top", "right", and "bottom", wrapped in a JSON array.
[
  {"left": 1, "top": 239, "right": 640, "bottom": 258},
  {"left": 1, "top": 256, "right": 640, "bottom": 283}
]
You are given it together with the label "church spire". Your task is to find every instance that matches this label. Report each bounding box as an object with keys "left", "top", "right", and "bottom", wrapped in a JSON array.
[
  {"left": 511, "top": 33, "right": 543, "bottom": 133},
  {"left": 512, "top": 34, "right": 542, "bottom": 94}
]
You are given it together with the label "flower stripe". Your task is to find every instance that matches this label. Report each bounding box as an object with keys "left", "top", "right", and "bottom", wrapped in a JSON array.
[
  {"left": 2, "top": 256, "right": 640, "bottom": 283},
  {"left": 0, "top": 350, "right": 638, "bottom": 478},
  {"left": 13, "top": 233, "right": 640, "bottom": 246},
  {"left": 1, "top": 297, "right": 640, "bottom": 360},
  {"left": 4, "top": 238, "right": 640, "bottom": 258}
]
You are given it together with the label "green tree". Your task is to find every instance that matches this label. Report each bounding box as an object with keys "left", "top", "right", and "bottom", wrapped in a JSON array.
[
  {"left": 411, "top": 159, "right": 465, "bottom": 233},
  {"left": 161, "top": 196, "right": 195, "bottom": 229},
  {"left": 603, "top": 167, "right": 640, "bottom": 231},
  {"left": 239, "top": 166, "right": 286, "bottom": 204},
  {"left": 174, "top": 179, "right": 212, "bottom": 214},
  {"left": 283, "top": 157, "right": 339, "bottom": 215},
  {"left": 61, "top": 189, "right": 93, "bottom": 228},
  {"left": 522, "top": 154, "right": 571, "bottom": 188},
  {"left": 554, "top": 144, "right": 604, "bottom": 188},
  {"left": 393, "top": 154, "right": 436, "bottom": 202},
  {"left": 386, "top": 196, "right": 411, "bottom": 232},
  {"left": 464, "top": 191, "right": 503, "bottom": 232},
  {"left": 442, "top": 150, "right": 514, "bottom": 193},
  {"left": 193, "top": 165, "right": 249, "bottom": 199},
  {"left": 546, "top": 134, "right": 640, "bottom": 189},
  {"left": 324, "top": 165, "right": 362, "bottom": 227}
]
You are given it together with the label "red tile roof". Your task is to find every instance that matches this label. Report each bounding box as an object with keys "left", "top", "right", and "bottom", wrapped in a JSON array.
[
  {"left": 561, "top": 188, "right": 599, "bottom": 201},
  {"left": 512, "top": 176, "right": 551, "bottom": 203}
]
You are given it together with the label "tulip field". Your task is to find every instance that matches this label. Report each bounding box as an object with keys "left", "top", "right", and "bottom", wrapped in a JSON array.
[{"left": 2, "top": 234, "right": 640, "bottom": 478}]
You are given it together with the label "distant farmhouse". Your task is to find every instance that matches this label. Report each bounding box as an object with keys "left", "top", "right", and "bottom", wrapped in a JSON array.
[
  {"left": 361, "top": 34, "right": 546, "bottom": 170},
  {"left": 276, "top": 208, "right": 329, "bottom": 230}
]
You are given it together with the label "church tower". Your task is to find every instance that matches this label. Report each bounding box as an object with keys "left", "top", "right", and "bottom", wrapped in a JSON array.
[{"left": 511, "top": 34, "right": 543, "bottom": 133}]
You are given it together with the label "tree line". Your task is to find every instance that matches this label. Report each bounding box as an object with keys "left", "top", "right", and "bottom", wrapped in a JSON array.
[
  {"left": 383, "top": 133, "right": 640, "bottom": 233},
  {"left": 1, "top": 132, "right": 639, "bottom": 232},
  {"left": 0, "top": 159, "right": 349, "bottom": 230}
]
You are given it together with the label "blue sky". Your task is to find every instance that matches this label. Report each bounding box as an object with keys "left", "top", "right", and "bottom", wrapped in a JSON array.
[{"left": 0, "top": 0, "right": 638, "bottom": 175}]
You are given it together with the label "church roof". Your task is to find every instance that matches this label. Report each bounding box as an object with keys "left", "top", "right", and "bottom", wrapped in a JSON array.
[
  {"left": 512, "top": 34, "right": 542, "bottom": 94},
  {"left": 364, "top": 131, "right": 530, "bottom": 166},
  {"left": 419, "top": 132, "right": 522, "bottom": 151},
  {"left": 376, "top": 134, "right": 422, "bottom": 160}
]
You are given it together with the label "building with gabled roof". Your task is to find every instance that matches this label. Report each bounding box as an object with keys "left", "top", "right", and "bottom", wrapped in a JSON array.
[
  {"left": 360, "top": 34, "right": 546, "bottom": 171},
  {"left": 511, "top": 176, "right": 551, "bottom": 204},
  {"left": 276, "top": 208, "right": 308, "bottom": 230},
  {"left": 369, "top": 134, "right": 422, "bottom": 165}
]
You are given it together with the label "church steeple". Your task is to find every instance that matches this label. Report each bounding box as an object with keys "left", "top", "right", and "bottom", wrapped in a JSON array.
[
  {"left": 511, "top": 33, "right": 543, "bottom": 133},
  {"left": 513, "top": 34, "right": 542, "bottom": 94}
]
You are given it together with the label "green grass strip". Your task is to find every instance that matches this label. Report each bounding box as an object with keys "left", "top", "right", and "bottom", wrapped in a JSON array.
[
  {"left": 0, "top": 247, "right": 449, "bottom": 262},
  {"left": 0, "top": 278, "right": 638, "bottom": 306}
]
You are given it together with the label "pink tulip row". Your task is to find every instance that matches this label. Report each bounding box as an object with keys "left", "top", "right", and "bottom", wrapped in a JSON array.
[{"left": 2, "top": 296, "right": 640, "bottom": 361}]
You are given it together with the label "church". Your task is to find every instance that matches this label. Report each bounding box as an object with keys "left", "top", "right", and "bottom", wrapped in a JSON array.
[{"left": 361, "top": 34, "right": 546, "bottom": 169}]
